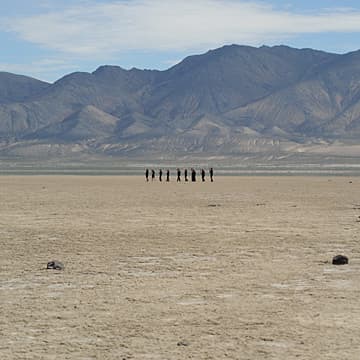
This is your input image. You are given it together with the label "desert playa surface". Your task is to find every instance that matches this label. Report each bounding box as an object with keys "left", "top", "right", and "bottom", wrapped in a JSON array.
[{"left": 1, "top": 175, "right": 360, "bottom": 359}]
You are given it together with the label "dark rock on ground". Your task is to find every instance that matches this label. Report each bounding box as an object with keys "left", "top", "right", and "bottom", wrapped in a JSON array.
[
  {"left": 332, "top": 255, "right": 349, "bottom": 265},
  {"left": 177, "top": 340, "right": 189, "bottom": 346},
  {"left": 46, "top": 260, "right": 64, "bottom": 270}
]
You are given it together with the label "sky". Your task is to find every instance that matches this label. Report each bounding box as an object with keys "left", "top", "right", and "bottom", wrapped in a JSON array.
[{"left": 1, "top": 0, "right": 360, "bottom": 82}]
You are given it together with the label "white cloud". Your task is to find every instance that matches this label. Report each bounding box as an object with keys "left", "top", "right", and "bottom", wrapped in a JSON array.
[{"left": 3, "top": 0, "right": 360, "bottom": 57}]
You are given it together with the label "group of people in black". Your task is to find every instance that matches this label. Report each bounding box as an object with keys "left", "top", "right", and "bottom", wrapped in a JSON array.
[{"left": 145, "top": 167, "right": 214, "bottom": 182}]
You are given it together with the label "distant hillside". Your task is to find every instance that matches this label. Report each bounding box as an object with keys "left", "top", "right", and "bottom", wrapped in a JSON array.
[
  {"left": 0, "top": 72, "right": 49, "bottom": 104},
  {"left": 1, "top": 44, "right": 360, "bottom": 161}
]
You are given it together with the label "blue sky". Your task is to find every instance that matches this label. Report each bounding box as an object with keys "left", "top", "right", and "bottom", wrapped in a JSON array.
[{"left": 1, "top": 0, "right": 360, "bottom": 82}]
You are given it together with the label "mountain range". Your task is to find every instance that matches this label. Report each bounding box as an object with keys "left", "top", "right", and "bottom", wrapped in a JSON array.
[{"left": 1, "top": 44, "right": 360, "bottom": 161}]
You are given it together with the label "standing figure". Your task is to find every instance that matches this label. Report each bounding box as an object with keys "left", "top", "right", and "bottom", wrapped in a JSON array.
[
  {"left": 151, "top": 169, "right": 155, "bottom": 181},
  {"left": 209, "top": 167, "right": 214, "bottom": 182},
  {"left": 145, "top": 168, "right": 149, "bottom": 182},
  {"left": 184, "top": 169, "right": 188, "bottom": 182},
  {"left": 166, "top": 169, "right": 170, "bottom": 182},
  {"left": 159, "top": 169, "right": 163, "bottom": 182},
  {"left": 191, "top": 168, "right": 196, "bottom": 182},
  {"left": 201, "top": 168, "right": 205, "bottom": 182},
  {"left": 177, "top": 168, "right": 181, "bottom": 182}
]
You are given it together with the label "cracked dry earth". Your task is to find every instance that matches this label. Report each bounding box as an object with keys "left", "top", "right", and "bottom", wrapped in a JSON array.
[{"left": 0, "top": 175, "right": 360, "bottom": 359}]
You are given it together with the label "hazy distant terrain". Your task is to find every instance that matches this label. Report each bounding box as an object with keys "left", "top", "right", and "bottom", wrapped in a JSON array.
[{"left": 1, "top": 44, "right": 360, "bottom": 162}]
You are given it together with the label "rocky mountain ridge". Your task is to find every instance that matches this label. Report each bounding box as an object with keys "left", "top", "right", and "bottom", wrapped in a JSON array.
[{"left": 1, "top": 44, "right": 360, "bottom": 160}]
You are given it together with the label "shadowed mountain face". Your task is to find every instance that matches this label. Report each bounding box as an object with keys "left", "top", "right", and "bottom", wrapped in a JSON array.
[
  {"left": 0, "top": 72, "right": 49, "bottom": 104},
  {"left": 1, "top": 44, "right": 360, "bottom": 159}
]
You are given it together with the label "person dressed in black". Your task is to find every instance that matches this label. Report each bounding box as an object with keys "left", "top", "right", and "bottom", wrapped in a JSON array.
[
  {"left": 184, "top": 168, "right": 188, "bottom": 182},
  {"left": 191, "top": 168, "right": 196, "bottom": 182},
  {"left": 166, "top": 169, "right": 170, "bottom": 182},
  {"left": 151, "top": 169, "right": 155, "bottom": 181},
  {"left": 201, "top": 168, "right": 205, "bottom": 182},
  {"left": 159, "top": 169, "right": 163, "bottom": 182},
  {"left": 145, "top": 168, "right": 149, "bottom": 182},
  {"left": 177, "top": 168, "right": 181, "bottom": 182},
  {"left": 209, "top": 167, "right": 214, "bottom": 182}
]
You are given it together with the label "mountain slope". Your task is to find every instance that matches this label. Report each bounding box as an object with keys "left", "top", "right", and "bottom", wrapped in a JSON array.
[
  {"left": 1, "top": 45, "right": 360, "bottom": 159},
  {"left": 143, "top": 45, "right": 336, "bottom": 127},
  {"left": 32, "top": 105, "right": 119, "bottom": 141},
  {"left": 225, "top": 49, "right": 360, "bottom": 139},
  {"left": 0, "top": 72, "right": 49, "bottom": 104}
]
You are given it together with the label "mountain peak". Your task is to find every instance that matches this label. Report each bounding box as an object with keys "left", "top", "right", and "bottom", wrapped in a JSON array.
[
  {"left": 93, "top": 65, "right": 127, "bottom": 75},
  {"left": 0, "top": 44, "right": 360, "bottom": 159}
]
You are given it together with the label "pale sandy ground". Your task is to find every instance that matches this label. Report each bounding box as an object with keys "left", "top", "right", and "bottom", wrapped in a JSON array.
[{"left": 1, "top": 176, "right": 360, "bottom": 360}]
